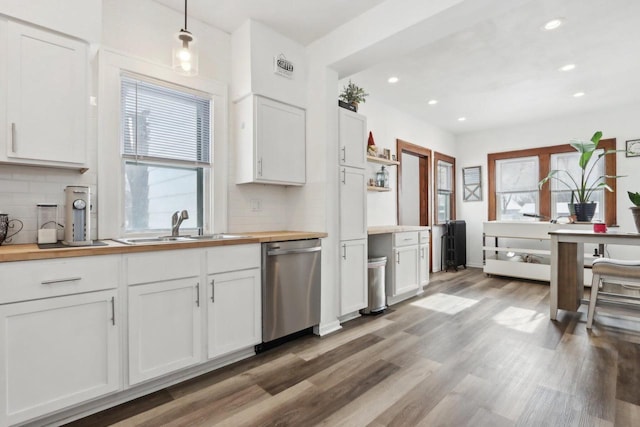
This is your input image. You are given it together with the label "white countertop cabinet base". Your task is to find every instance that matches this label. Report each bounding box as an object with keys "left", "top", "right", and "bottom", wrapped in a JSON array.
[
  {"left": 128, "top": 278, "right": 202, "bottom": 386},
  {"left": 207, "top": 268, "right": 261, "bottom": 359},
  {"left": 0, "top": 290, "right": 120, "bottom": 426},
  {"left": 339, "top": 239, "right": 368, "bottom": 316}
]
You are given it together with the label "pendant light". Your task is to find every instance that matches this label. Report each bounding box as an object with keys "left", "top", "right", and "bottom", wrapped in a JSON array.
[{"left": 172, "top": 0, "right": 198, "bottom": 76}]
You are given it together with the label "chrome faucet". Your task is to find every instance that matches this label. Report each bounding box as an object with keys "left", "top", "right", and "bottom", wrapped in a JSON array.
[{"left": 171, "top": 210, "right": 189, "bottom": 237}]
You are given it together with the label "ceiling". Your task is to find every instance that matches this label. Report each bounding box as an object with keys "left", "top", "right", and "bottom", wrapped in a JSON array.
[{"left": 155, "top": 0, "right": 640, "bottom": 135}]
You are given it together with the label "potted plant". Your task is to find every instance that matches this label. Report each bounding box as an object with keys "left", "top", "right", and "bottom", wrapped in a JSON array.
[
  {"left": 629, "top": 191, "right": 640, "bottom": 232},
  {"left": 339, "top": 80, "right": 369, "bottom": 112},
  {"left": 539, "top": 131, "right": 623, "bottom": 222}
]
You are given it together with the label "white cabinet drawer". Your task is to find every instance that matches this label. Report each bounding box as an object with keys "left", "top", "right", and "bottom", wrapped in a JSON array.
[
  {"left": 394, "top": 232, "right": 419, "bottom": 247},
  {"left": 127, "top": 249, "right": 201, "bottom": 285},
  {"left": 419, "top": 231, "right": 430, "bottom": 244},
  {"left": 207, "top": 244, "right": 260, "bottom": 274},
  {"left": 0, "top": 256, "right": 120, "bottom": 304}
]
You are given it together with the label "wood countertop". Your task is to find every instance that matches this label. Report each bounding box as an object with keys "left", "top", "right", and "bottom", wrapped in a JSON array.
[
  {"left": 0, "top": 231, "right": 328, "bottom": 263},
  {"left": 368, "top": 225, "right": 430, "bottom": 235}
]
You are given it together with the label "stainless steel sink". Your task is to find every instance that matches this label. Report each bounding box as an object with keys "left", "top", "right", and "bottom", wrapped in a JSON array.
[
  {"left": 113, "top": 234, "right": 250, "bottom": 245},
  {"left": 188, "top": 234, "right": 249, "bottom": 240},
  {"left": 113, "top": 236, "right": 195, "bottom": 245}
]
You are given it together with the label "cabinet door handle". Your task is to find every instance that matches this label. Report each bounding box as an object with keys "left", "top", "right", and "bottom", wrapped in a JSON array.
[
  {"left": 110, "top": 296, "right": 116, "bottom": 326},
  {"left": 341, "top": 169, "right": 346, "bottom": 184},
  {"left": 342, "top": 244, "right": 347, "bottom": 260},
  {"left": 195, "top": 282, "right": 200, "bottom": 307},
  {"left": 341, "top": 146, "right": 346, "bottom": 162},
  {"left": 210, "top": 279, "right": 215, "bottom": 303},
  {"left": 397, "top": 253, "right": 400, "bottom": 264},
  {"left": 10, "top": 122, "right": 16, "bottom": 153},
  {"left": 41, "top": 277, "right": 82, "bottom": 285},
  {"left": 258, "top": 158, "right": 263, "bottom": 176},
  {"left": 421, "top": 248, "right": 425, "bottom": 258}
]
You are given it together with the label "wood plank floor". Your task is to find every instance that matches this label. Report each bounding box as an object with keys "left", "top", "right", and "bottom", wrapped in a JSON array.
[{"left": 65, "top": 268, "right": 640, "bottom": 426}]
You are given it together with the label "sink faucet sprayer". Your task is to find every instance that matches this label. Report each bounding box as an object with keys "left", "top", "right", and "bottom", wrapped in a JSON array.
[{"left": 171, "top": 210, "right": 189, "bottom": 236}]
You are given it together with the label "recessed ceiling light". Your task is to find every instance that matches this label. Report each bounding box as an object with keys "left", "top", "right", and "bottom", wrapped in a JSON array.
[
  {"left": 559, "top": 64, "right": 576, "bottom": 72},
  {"left": 458, "top": 117, "right": 466, "bottom": 122},
  {"left": 388, "top": 76, "right": 399, "bottom": 84},
  {"left": 427, "top": 99, "right": 438, "bottom": 105},
  {"left": 543, "top": 18, "right": 563, "bottom": 30},
  {"left": 573, "top": 92, "right": 585, "bottom": 98}
]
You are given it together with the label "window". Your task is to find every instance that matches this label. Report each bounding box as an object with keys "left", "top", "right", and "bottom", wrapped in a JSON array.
[
  {"left": 495, "top": 156, "right": 539, "bottom": 220},
  {"left": 488, "top": 140, "right": 618, "bottom": 224},
  {"left": 434, "top": 152, "right": 456, "bottom": 224},
  {"left": 121, "top": 75, "right": 211, "bottom": 233},
  {"left": 550, "top": 151, "right": 604, "bottom": 220}
]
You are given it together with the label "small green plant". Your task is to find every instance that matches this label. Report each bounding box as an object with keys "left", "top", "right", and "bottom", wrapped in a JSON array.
[
  {"left": 629, "top": 191, "right": 640, "bottom": 206},
  {"left": 339, "top": 80, "right": 369, "bottom": 105},
  {"left": 539, "top": 131, "right": 623, "bottom": 203}
]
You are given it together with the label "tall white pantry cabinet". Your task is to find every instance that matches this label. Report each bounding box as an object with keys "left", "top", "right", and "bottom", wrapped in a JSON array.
[{"left": 338, "top": 108, "right": 368, "bottom": 316}]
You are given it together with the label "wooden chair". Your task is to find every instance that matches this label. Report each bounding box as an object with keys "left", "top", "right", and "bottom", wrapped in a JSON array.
[{"left": 586, "top": 258, "right": 640, "bottom": 329}]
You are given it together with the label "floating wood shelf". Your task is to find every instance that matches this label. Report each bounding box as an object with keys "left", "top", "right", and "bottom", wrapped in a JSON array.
[
  {"left": 368, "top": 186, "right": 391, "bottom": 192},
  {"left": 366, "top": 155, "right": 399, "bottom": 166}
]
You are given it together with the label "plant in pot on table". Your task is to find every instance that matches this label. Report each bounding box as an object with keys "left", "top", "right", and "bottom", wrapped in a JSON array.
[
  {"left": 539, "top": 131, "right": 623, "bottom": 222},
  {"left": 629, "top": 191, "right": 640, "bottom": 232}
]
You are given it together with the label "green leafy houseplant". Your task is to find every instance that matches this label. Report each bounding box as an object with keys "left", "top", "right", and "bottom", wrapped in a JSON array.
[
  {"left": 538, "top": 131, "right": 623, "bottom": 221},
  {"left": 339, "top": 80, "right": 369, "bottom": 111},
  {"left": 629, "top": 191, "right": 640, "bottom": 233}
]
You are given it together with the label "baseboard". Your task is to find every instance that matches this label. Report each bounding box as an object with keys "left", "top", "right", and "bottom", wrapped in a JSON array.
[{"left": 315, "top": 319, "right": 342, "bottom": 336}]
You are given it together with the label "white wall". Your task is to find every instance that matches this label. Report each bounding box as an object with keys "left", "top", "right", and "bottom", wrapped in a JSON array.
[
  {"left": 457, "top": 102, "right": 640, "bottom": 267},
  {"left": 356, "top": 97, "right": 456, "bottom": 271}
]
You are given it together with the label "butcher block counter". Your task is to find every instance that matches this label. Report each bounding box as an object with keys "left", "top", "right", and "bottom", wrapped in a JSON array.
[{"left": 0, "top": 231, "right": 327, "bottom": 263}]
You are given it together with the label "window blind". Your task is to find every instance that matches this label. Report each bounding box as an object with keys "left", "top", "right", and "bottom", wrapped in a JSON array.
[
  {"left": 121, "top": 75, "right": 211, "bottom": 165},
  {"left": 495, "top": 156, "right": 539, "bottom": 193}
]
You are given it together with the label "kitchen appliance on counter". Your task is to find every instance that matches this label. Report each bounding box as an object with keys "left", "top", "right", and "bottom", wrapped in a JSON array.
[
  {"left": 259, "top": 239, "right": 321, "bottom": 350},
  {"left": 63, "top": 186, "right": 92, "bottom": 246},
  {"left": 37, "top": 204, "right": 58, "bottom": 244}
]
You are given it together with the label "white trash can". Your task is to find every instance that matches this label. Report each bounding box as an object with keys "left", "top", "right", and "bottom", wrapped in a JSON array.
[{"left": 361, "top": 257, "right": 387, "bottom": 314}]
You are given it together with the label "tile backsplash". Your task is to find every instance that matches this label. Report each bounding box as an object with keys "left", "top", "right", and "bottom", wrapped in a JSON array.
[{"left": 0, "top": 165, "right": 97, "bottom": 245}]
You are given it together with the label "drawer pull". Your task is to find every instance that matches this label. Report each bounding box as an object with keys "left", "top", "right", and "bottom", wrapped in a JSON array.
[
  {"left": 10, "top": 122, "right": 16, "bottom": 153},
  {"left": 111, "top": 296, "right": 116, "bottom": 326},
  {"left": 41, "top": 277, "right": 82, "bottom": 285}
]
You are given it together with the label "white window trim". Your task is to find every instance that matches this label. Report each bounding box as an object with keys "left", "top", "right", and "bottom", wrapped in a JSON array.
[{"left": 98, "top": 48, "right": 228, "bottom": 239}]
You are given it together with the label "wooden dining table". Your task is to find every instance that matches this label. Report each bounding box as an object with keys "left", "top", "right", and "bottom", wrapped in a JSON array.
[{"left": 549, "top": 229, "right": 640, "bottom": 320}]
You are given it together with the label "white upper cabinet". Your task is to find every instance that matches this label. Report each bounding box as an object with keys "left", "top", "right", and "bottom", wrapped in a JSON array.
[
  {"left": 339, "top": 166, "right": 367, "bottom": 241},
  {"left": 1, "top": 20, "right": 88, "bottom": 168},
  {"left": 338, "top": 108, "right": 367, "bottom": 169},
  {"left": 236, "top": 95, "right": 306, "bottom": 185}
]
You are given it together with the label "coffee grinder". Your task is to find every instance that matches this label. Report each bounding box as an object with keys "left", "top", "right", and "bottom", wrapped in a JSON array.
[{"left": 63, "top": 186, "right": 92, "bottom": 246}]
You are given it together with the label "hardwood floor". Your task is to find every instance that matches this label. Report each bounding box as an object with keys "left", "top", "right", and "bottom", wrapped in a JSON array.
[{"left": 65, "top": 268, "right": 640, "bottom": 426}]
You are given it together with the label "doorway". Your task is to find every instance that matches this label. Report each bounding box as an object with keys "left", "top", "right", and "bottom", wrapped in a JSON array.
[{"left": 396, "top": 139, "right": 432, "bottom": 271}]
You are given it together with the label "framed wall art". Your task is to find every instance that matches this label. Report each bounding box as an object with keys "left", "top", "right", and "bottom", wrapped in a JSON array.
[
  {"left": 463, "top": 166, "right": 482, "bottom": 201},
  {"left": 626, "top": 139, "right": 640, "bottom": 157}
]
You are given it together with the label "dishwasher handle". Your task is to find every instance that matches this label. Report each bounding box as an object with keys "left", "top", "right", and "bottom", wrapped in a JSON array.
[{"left": 267, "top": 246, "right": 321, "bottom": 256}]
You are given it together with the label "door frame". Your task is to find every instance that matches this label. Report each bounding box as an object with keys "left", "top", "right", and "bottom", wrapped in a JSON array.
[{"left": 396, "top": 139, "right": 432, "bottom": 272}]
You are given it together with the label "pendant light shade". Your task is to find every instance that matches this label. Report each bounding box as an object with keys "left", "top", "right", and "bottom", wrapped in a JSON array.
[{"left": 172, "top": 0, "right": 198, "bottom": 76}]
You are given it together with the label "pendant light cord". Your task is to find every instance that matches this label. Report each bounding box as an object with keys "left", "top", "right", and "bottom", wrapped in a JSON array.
[{"left": 184, "top": 0, "right": 188, "bottom": 31}]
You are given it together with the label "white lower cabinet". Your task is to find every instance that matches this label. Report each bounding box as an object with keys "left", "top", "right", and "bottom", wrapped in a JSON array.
[
  {"left": 420, "top": 243, "right": 430, "bottom": 287},
  {"left": 393, "top": 245, "right": 420, "bottom": 295},
  {"left": 128, "top": 278, "right": 202, "bottom": 385},
  {"left": 0, "top": 290, "right": 120, "bottom": 426},
  {"left": 207, "top": 269, "right": 261, "bottom": 359},
  {"left": 369, "top": 230, "right": 429, "bottom": 306},
  {"left": 339, "top": 239, "right": 368, "bottom": 316}
]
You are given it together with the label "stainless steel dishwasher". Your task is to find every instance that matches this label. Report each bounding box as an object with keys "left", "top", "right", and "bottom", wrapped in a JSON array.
[{"left": 261, "top": 239, "right": 321, "bottom": 345}]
